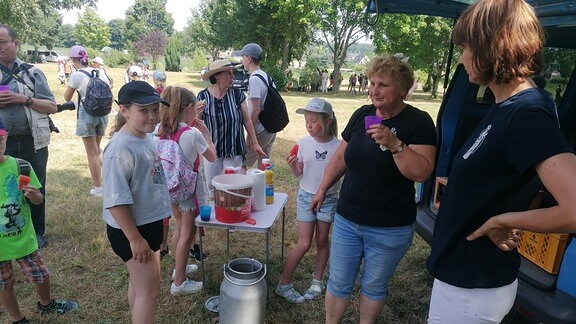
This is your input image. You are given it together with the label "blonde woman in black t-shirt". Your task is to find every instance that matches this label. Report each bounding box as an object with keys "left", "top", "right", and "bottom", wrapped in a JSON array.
[{"left": 311, "top": 54, "right": 437, "bottom": 323}]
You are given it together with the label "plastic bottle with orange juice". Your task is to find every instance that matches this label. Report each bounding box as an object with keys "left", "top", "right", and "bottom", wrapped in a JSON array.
[{"left": 265, "top": 164, "right": 274, "bottom": 204}]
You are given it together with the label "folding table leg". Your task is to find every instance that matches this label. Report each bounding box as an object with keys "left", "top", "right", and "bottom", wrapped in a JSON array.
[
  {"left": 226, "top": 228, "right": 230, "bottom": 258},
  {"left": 266, "top": 232, "right": 270, "bottom": 265},
  {"left": 281, "top": 207, "right": 285, "bottom": 261}
]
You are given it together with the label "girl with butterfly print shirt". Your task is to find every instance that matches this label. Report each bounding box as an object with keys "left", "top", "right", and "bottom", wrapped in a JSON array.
[{"left": 276, "top": 98, "right": 341, "bottom": 303}]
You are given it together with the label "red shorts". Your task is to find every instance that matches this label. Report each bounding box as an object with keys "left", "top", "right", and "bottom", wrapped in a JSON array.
[{"left": 0, "top": 250, "right": 50, "bottom": 290}]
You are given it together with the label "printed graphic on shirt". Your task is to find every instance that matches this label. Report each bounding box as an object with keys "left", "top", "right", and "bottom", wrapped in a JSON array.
[
  {"left": 463, "top": 124, "right": 491, "bottom": 159},
  {"left": 1, "top": 174, "right": 26, "bottom": 236},
  {"left": 315, "top": 151, "right": 328, "bottom": 160},
  {"left": 150, "top": 148, "right": 167, "bottom": 185}
]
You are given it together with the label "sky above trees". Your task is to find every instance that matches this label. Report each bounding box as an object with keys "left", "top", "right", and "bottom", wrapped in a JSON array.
[{"left": 58, "top": 0, "right": 199, "bottom": 31}]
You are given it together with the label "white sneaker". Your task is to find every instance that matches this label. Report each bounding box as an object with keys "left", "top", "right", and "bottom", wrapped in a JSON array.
[
  {"left": 170, "top": 278, "right": 203, "bottom": 295},
  {"left": 171, "top": 264, "right": 199, "bottom": 281},
  {"left": 89, "top": 187, "right": 103, "bottom": 197}
]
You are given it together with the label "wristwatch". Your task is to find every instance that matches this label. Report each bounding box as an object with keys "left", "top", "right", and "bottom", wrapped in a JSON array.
[
  {"left": 391, "top": 142, "right": 405, "bottom": 155},
  {"left": 25, "top": 96, "right": 33, "bottom": 106}
]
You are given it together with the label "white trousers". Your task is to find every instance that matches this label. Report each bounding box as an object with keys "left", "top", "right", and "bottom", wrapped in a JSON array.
[{"left": 427, "top": 278, "right": 518, "bottom": 324}]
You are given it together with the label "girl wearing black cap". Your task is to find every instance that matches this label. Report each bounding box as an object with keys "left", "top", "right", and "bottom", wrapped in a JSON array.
[{"left": 102, "top": 81, "right": 172, "bottom": 323}]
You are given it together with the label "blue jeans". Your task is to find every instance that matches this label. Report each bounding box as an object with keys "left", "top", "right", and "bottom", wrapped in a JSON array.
[
  {"left": 327, "top": 214, "right": 414, "bottom": 301},
  {"left": 6, "top": 135, "right": 48, "bottom": 237}
]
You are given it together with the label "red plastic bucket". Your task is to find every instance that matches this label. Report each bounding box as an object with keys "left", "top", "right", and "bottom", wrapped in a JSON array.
[{"left": 212, "top": 174, "right": 254, "bottom": 223}]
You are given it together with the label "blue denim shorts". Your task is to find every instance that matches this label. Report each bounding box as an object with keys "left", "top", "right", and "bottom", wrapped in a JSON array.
[
  {"left": 296, "top": 188, "right": 337, "bottom": 223},
  {"left": 327, "top": 214, "right": 414, "bottom": 301},
  {"left": 76, "top": 107, "right": 108, "bottom": 137}
]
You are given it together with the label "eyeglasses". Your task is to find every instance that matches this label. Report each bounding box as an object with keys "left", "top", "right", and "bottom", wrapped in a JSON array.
[{"left": 0, "top": 39, "right": 14, "bottom": 46}]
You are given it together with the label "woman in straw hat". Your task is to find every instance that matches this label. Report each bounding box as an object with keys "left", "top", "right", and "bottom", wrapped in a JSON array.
[{"left": 197, "top": 59, "right": 265, "bottom": 194}]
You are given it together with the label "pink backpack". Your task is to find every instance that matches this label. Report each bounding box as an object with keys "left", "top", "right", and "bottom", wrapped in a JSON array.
[{"left": 157, "top": 126, "right": 199, "bottom": 202}]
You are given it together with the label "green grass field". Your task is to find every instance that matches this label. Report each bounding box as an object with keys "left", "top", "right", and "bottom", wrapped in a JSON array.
[{"left": 2, "top": 62, "right": 442, "bottom": 323}]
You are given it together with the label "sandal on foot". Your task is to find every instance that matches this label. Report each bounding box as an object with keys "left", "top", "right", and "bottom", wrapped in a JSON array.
[
  {"left": 303, "top": 279, "right": 325, "bottom": 300},
  {"left": 275, "top": 283, "right": 305, "bottom": 303}
]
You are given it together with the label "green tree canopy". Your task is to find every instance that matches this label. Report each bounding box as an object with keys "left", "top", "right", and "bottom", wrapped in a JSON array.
[
  {"left": 372, "top": 14, "right": 453, "bottom": 98},
  {"left": 165, "top": 35, "right": 182, "bottom": 72},
  {"left": 57, "top": 24, "right": 77, "bottom": 48},
  {"left": 25, "top": 7, "right": 62, "bottom": 50},
  {"left": 318, "top": 0, "right": 370, "bottom": 93},
  {"left": 183, "top": 0, "right": 222, "bottom": 61},
  {"left": 124, "top": 0, "right": 174, "bottom": 43},
  {"left": 185, "top": 0, "right": 319, "bottom": 72},
  {"left": 0, "top": 0, "right": 93, "bottom": 40},
  {"left": 108, "top": 19, "right": 126, "bottom": 50},
  {"left": 74, "top": 7, "right": 111, "bottom": 50}
]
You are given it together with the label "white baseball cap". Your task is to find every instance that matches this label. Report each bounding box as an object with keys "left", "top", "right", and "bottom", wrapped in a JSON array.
[
  {"left": 295, "top": 98, "right": 334, "bottom": 117},
  {"left": 93, "top": 57, "right": 104, "bottom": 65}
]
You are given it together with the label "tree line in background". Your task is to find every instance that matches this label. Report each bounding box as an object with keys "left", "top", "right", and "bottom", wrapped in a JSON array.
[{"left": 2, "top": 0, "right": 496, "bottom": 97}]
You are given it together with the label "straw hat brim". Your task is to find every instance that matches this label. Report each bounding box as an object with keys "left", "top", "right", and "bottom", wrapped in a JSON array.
[{"left": 202, "top": 64, "right": 242, "bottom": 80}]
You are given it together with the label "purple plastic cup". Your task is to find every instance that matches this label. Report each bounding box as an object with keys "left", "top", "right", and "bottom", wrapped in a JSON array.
[
  {"left": 364, "top": 115, "right": 382, "bottom": 131},
  {"left": 0, "top": 85, "right": 10, "bottom": 92}
]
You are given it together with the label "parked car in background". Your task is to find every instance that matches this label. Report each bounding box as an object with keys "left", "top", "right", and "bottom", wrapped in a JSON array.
[
  {"left": 26, "top": 49, "right": 67, "bottom": 63},
  {"left": 367, "top": 0, "right": 576, "bottom": 323},
  {"left": 232, "top": 67, "right": 249, "bottom": 91}
]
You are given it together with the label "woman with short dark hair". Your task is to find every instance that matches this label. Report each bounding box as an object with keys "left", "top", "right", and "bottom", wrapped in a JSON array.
[{"left": 427, "top": 1, "right": 576, "bottom": 322}]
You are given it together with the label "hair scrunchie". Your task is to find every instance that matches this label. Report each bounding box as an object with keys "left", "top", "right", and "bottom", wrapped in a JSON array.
[{"left": 79, "top": 50, "right": 89, "bottom": 65}]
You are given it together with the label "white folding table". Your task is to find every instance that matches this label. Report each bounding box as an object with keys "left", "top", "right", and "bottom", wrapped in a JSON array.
[{"left": 195, "top": 192, "right": 288, "bottom": 289}]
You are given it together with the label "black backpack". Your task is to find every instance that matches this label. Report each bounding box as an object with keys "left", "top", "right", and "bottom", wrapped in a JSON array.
[
  {"left": 253, "top": 73, "right": 289, "bottom": 133},
  {"left": 78, "top": 69, "right": 113, "bottom": 117}
]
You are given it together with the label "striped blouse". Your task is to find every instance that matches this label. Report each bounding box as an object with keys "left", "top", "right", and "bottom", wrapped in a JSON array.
[{"left": 197, "top": 87, "right": 247, "bottom": 158}]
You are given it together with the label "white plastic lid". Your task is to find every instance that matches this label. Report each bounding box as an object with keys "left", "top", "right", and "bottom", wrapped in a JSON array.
[{"left": 212, "top": 174, "right": 254, "bottom": 190}]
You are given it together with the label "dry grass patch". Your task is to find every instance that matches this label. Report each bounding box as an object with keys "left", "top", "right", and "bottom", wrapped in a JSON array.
[{"left": 2, "top": 63, "right": 440, "bottom": 323}]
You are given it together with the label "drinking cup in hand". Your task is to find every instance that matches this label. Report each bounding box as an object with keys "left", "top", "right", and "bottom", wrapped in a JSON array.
[{"left": 364, "top": 115, "right": 382, "bottom": 131}]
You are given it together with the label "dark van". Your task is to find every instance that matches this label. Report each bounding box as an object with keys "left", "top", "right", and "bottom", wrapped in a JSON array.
[{"left": 368, "top": 1, "right": 576, "bottom": 322}]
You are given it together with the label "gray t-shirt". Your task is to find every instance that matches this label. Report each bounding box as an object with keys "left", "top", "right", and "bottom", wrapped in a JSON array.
[{"left": 102, "top": 130, "right": 171, "bottom": 229}]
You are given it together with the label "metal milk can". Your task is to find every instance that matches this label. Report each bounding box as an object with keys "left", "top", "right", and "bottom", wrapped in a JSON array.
[{"left": 219, "top": 258, "right": 267, "bottom": 324}]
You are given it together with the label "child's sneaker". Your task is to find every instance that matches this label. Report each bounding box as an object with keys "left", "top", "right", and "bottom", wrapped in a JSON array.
[
  {"left": 190, "top": 244, "right": 208, "bottom": 262},
  {"left": 171, "top": 264, "right": 199, "bottom": 281},
  {"left": 275, "top": 283, "right": 305, "bottom": 303},
  {"left": 37, "top": 299, "right": 79, "bottom": 314},
  {"left": 89, "top": 187, "right": 103, "bottom": 197},
  {"left": 303, "top": 279, "right": 325, "bottom": 300},
  {"left": 170, "top": 278, "right": 203, "bottom": 295}
]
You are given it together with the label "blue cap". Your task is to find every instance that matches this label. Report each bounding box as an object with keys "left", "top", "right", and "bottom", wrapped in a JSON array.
[{"left": 153, "top": 70, "right": 167, "bottom": 81}]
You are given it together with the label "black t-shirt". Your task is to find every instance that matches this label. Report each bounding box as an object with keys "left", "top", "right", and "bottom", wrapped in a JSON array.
[
  {"left": 427, "top": 88, "right": 572, "bottom": 288},
  {"left": 337, "top": 104, "right": 437, "bottom": 227}
]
